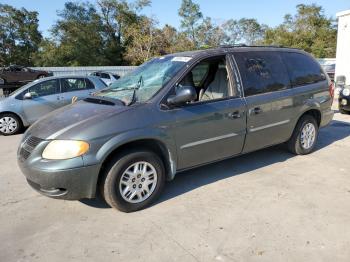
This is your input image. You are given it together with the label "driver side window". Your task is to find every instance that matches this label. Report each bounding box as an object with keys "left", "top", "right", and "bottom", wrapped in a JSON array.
[{"left": 178, "top": 56, "right": 234, "bottom": 103}]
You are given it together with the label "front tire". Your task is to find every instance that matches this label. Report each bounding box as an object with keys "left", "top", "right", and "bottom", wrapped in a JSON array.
[
  {"left": 100, "top": 150, "right": 165, "bottom": 212},
  {"left": 339, "top": 108, "right": 349, "bottom": 115},
  {"left": 287, "top": 115, "right": 319, "bottom": 155},
  {"left": 0, "top": 113, "right": 22, "bottom": 136}
]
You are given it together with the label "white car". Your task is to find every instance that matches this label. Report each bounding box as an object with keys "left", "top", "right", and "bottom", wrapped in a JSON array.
[{"left": 90, "top": 71, "right": 120, "bottom": 86}]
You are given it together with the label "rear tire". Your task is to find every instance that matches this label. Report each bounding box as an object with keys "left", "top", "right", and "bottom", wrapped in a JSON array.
[
  {"left": 287, "top": 115, "right": 318, "bottom": 155},
  {"left": 100, "top": 150, "right": 165, "bottom": 212},
  {"left": 0, "top": 113, "right": 22, "bottom": 136}
]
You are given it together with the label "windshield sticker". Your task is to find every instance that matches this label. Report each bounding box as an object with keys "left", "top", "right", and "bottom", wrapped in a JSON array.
[{"left": 171, "top": 57, "right": 192, "bottom": 63}]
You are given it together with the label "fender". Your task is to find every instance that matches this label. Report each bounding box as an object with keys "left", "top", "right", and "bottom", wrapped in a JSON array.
[{"left": 95, "top": 127, "right": 178, "bottom": 180}]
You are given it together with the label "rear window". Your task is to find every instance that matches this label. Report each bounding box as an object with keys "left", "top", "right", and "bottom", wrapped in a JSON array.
[
  {"left": 282, "top": 52, "right": 326, "bottom": 87},
  {"left": 234, "top": 51, "right": 290, "bottom": 96}
]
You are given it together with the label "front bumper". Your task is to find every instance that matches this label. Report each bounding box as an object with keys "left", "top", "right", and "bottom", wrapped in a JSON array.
[
  {"left": 18, "top": 161, "right": 101, "bottom": 200},
  {"left": 339, "top": 96, "right": 350, "bottom": 111}
]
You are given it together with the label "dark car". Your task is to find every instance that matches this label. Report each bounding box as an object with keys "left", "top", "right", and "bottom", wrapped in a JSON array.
[
  {"left": 17, "top": 46, "right": 334, "bottom": 212},
  {"left": 339, "top": 86, "right": 350, "bottom": 114},
  {"left": 0, "top": 65, "right": 53, "bottom": 95}
]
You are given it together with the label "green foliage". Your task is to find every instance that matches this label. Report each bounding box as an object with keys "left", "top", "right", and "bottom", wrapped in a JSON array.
[
  {"left": 0, "top": 2, "right": 338, "bottom": 67},
  {"left": 262, "top": 4, "right": 337, "bottom": 58},
  {"left": 178, "top": 0, "right": 203, "bottom": 47},
  {"left": 0, "top": 4, "right": 42, "bottom": 66}
]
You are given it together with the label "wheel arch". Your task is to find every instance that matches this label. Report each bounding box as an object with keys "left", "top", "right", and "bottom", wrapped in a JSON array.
[
  {"left": 97, "top": 137, "right": 177, "bottom": 183},
  {"left": 0, "top": 111, "right": 25, "bottom": 127}
]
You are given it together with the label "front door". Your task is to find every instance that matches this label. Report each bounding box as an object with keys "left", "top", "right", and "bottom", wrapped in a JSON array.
[
  {"left": 169, "top": 55, "right": 247, "bottom": 170},
  {"left": 22, "top": 79, "right": 62, "bottom": 124}
]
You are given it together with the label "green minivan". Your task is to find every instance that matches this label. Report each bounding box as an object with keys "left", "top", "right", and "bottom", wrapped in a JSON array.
[{"left": 18, "top": 46, "right": 334, "bottom": 212}]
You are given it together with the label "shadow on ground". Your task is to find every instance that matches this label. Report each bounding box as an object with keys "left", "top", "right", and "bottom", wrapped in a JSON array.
[{"left": 80, "top": 119, "right": 350, "bottom": 209}]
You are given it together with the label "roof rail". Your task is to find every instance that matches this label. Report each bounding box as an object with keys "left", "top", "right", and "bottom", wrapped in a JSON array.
[{"left": 219, "top": 44, "right": 287, "bottom": 49}]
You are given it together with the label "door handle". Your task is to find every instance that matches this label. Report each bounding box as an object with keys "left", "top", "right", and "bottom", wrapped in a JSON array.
[
  {"left": 250, "top": 107, "right": 262, "bottom": 115},
  {"left": 228, "top": 111, "right": 241, "bottom": 119}
]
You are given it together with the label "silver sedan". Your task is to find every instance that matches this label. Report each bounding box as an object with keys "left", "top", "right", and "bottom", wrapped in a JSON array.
[{"left": 0, "top": 75, "right": 106, "bottom": 135}]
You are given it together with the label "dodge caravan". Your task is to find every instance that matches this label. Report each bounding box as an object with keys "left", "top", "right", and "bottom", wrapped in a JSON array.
[{"left": 17, "top": 46, "right": 334, "bottom": 212}]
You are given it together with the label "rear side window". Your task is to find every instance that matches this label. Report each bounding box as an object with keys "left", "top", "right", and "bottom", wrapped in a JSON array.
[
  {"left": 61, "top": 78, "right": 94, "bottom": 93},
  {"left": 100, "top": 73, "right": 110, "bottom": 79},
  {"left": 234, "top": 51, "right": 290, "bottom": 96},
  {"left": 282, "top": 52, "right": 326, "bottom": 87}
]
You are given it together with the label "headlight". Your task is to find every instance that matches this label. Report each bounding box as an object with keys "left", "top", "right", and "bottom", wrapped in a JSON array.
[
  {"left": 42, "top": 140, "right": 89, "bottom": 160},
  {"left": 342, "top": 88, "right": 350, "bottom": 96}
]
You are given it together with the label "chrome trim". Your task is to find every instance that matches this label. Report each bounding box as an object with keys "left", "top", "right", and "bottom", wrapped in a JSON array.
[
  {"left": 250, "top": 119, "right": 290, "bottom": 132},
  {"left": 180, "top": 133, "right": 238, "bottom": 149}
]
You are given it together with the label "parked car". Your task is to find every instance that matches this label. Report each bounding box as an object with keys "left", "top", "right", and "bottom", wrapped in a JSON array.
[
  {"left": 0, "top": 75, "right": 106, "bottom": 135},
  {"left": 321, "top": 63, "right": 335, "bottom": 82},
  {"left": 90, "top": 71, "right": 120, "bottom": 86},
  {"left": 339, "top": 85, "right": 350, "bottom": 114},
  {"left": 17, "top": 46, "right": 334, "bottom": 212},
  {"left": 0, "top": 65, "right": 53, "bottom": 94}
]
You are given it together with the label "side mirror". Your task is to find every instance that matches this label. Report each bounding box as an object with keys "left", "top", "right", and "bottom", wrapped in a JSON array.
[
  {"left": 167, "top": 85, "right": 197, "bottom": 106},
  {"left": 23, "top": 92, "right": 32, "bottom": 99}
]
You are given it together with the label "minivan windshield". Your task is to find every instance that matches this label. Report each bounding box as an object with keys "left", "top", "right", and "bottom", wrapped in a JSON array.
[{"left": 94, "top": 56, "right": 190, "bottom": 105}]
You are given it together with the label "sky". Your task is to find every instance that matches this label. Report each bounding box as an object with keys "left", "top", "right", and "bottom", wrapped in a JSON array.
[{"left": 2, "top": 0, "right": 350, "bottom": 37}]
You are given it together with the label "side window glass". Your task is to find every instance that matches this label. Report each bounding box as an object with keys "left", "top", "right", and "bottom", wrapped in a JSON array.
[
  {"left": 191, "top": 63, "right": 210, "bottom": 87},
  {"left": 178, "top": 56, "right": 231, "bottom": 102},
  {"left": 234, "top": 52, "right": 290, "bottom": 96},
  {"left": 282, "top": 52, "right": 326, "bottom": 87},
  {"left": 100, "top": 73, "right": 111, "bottom": 79},
  {"left": 28, "top": 80, "right": 59, "bottom": 97},
  {"left": 62, "top": 78, "right": 89, "bottom": 92},
  {"left": 85, "top": 79, "right": 95, "bottom": 89}
]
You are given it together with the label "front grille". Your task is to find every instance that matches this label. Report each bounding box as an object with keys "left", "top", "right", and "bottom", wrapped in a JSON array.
[{"left": 19, "top": 136, "right": 44, "bottom": 161}]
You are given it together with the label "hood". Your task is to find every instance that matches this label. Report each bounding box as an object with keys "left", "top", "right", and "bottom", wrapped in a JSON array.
[{"left": 27, "top": 99, "right": 132, "bottom": 140}]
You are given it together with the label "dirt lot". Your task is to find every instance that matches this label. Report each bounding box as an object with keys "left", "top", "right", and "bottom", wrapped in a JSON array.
[{"left": 1, "top": 112, "right": 350, "bottom": 262}]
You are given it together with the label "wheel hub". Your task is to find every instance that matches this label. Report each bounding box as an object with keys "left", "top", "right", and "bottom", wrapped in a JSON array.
[
  {"left": 300, "top": 123, "right": 316, "bottom": 149},
  {"left": 0, "top": 116, "right": 18, "bottom": 134},
  {"left": 119, "top": 161, "right": 157, "bottom": 204}
]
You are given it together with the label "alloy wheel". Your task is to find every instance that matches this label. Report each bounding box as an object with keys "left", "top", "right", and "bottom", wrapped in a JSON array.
[
  {"left": 300, "top": 123, "right": 316, "bottom": 149},
  {"left": 119, "top": 161, "right": 158, "bottom": 204}
]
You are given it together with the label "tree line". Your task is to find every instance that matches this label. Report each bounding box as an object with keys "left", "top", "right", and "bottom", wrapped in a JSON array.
[{"left": 0, "top": 0, "right": 337, "bottom": 66}]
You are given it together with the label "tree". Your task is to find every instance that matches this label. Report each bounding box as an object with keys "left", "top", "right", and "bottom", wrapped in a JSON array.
[
  {"left": 197, "top": 17, "right": 225, "bottom": 48},
  {"left": 97, "top": 0, "right": 150, "bottom": 65},
  {"left": 178, "top": 0, "right": 202, "bottom": 47},
  {"left": 263, "top": 4, "right": 337, "bottom": 57},
  {"left": 124, "top": 16, "right": 162, "bottom": 65},
  {"left": 0, "top": 4, "right": 42, "bottom": 66},
  {"left": 35, "top": 2, "right": 106, "bottom": 66}
]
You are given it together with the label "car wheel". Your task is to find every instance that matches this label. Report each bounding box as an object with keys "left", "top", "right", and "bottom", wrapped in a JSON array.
[
  {"left": 0, "top": 113, "right": 22, "bottom": 136},
  {"left": 100, "top": 150, "right": 165, "bottom": 212},
  {"left": 287, "top": 115, "right": 319, "bottom": 155}
]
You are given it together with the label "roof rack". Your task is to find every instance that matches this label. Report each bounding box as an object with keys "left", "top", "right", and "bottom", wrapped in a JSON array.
[{"left": 219, "top": 44, "right": 287, "bottom": 48}]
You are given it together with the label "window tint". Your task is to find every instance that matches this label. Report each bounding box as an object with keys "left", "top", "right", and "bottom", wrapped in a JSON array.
[
  {"left": 234, "top": 52, "right": 290, "bottom": 96},
  {"left": 282, "top": 52, "right": 326, "bottom": 87},
  {"left": 61, "top": 78, "right": 93, "bottom": 92},
  {"left": 191, "top": 62, "right": 210, "bottom": 87},
  {"left": 100, "top": 73, "right": 110, "bottom": 79},
  {"left": 28, "top": 79, "right": 59, "bottom": 97},
  {"left": 85, "top": 79, "right": 95, "bottom": 89}
]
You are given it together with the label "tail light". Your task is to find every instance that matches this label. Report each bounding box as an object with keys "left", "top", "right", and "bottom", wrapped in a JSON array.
[{"left": 329, "top": 82, "right": 334, "bottom": 103}]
